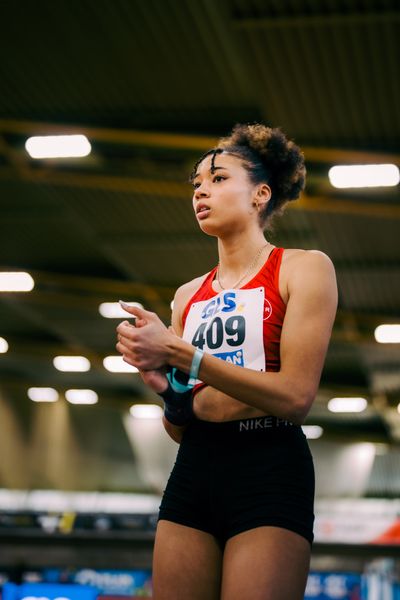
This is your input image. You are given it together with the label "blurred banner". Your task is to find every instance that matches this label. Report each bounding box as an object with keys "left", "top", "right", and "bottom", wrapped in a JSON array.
[
  {"left": 305, "top": 573, "right": 361, "bottom": 599},
  {"left": 315, "top": 499, "right": 400, "bottom": 544},
  {"left": 2, "top": 583, "right": 98, "bottom": 600}
]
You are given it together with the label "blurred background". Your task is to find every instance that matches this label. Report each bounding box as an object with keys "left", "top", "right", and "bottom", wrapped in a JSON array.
[{"left": 0, "top": 0, "right": 399, "bottom": 598}]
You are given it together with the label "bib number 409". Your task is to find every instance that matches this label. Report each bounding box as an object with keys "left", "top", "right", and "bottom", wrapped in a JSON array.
[{"left": 191, "top": 315, "right": 245, "bottom": 350}]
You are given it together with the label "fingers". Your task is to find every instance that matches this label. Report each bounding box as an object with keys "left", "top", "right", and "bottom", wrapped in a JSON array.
[
  {"left": 115, "top": 322, "right": 148, "bottom": 367},
  {"left": 116, "top": 320, "right": 134, "bottom": 337},
  {"left": 116, "top": 339, "right": 133, "bottom": 359},
  {"left": 115, "top": 318, "right": 142, "bottom": 368},
  {"left": 116, "top": 322, "right": 135, "bottom": 353},
  {"left": 115, "top": 305, "right": 168, "bottom": 371},
  {"left": 119, "top": 300, "right": 154, "bottom": 320},
  {"left": 116, "top": 320, "right": 145, "bottom": 355},
  {"left": 116, "top": 333, "right": 142, "bottom": 366}
]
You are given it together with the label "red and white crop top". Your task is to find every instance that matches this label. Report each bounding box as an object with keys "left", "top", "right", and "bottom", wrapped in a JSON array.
[{"left": 181, "top": 247, "right": 287, "bottom": 384}]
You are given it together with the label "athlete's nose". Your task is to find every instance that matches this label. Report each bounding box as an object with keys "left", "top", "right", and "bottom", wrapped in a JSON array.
[{"left": 194, "top": 181, "right": 210, "bottom": 199}]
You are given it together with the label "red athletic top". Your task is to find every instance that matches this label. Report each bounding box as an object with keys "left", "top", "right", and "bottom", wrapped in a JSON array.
[{"left": 182, "top": 247, "right": 287, "bottom": 376}]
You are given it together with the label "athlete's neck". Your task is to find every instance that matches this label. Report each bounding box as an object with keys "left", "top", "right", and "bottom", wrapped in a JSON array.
[{"left": 217, "top": 232, "right": 272, "bottom": 283}]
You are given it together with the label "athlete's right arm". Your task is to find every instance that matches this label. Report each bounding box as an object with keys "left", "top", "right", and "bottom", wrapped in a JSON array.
[{"left": 161, "top": 276, "right": 205, "bottom": 443}]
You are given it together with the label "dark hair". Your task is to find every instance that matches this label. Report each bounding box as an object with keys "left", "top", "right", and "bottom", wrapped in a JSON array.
[{"left": 189, "top": 123, "right": 306, "bottom": 228}]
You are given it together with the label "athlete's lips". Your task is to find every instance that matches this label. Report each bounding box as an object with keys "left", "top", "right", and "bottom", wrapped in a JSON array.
[
  {"left": 196, "top": 203, "right": 211, "bottom": 219},
  {"left": 196, "top": 203, "right": 210, "bottom": 214}
]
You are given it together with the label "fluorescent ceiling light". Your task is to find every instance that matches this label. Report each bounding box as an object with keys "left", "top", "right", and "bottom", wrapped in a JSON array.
[
  {"left": 65, "top": 389, "right": 98, "bottom": 405},
  {"left": 328, "top": 164, "right": 399, "bottom": 188},
  {"left": 374, "top": 324, "right": 400, "bottom": 344},
  {"left": 28, "top": 387, "right": 59, "bottom": 403},
  {"left": 170, "top": 300, "right": 174, "bottom": 310},
  {"left": 302, "top": 425, "right": 323, "bottom": 439},
  {"left": 0, "top": 272, "right": 34, "bottom": 292},
  {"left": 103, "top": 355, "right": 139, "bottom": 373},
  {"left": 99, "top": 301, "right": 143, "bottom": 318},
  {"left": 25, "top": 134, "right": 91, "bottom": 159},
  {"left": 0, "top": 337, "right": 9, "bottom": 353},
  {"left": 328, "top": 397, "right": 367, "bottom": 413},
  {"left": 129, "top": 404, "right": 163, "bottom": 419},
  {"left": 53, "top": 356, "right": 91, "bottom": 372}
]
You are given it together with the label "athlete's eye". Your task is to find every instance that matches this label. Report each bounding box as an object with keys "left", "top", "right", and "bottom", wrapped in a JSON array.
[
  {"left": 213, "top": 175, "right": 226, "bottom": 183},
  {"left": 192, "top": 181, "right": 201, "bottom": 189}
]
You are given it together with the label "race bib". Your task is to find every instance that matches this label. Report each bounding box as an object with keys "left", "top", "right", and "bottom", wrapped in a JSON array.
[{"left": 183, "top": 288, "right": 266, "bottom": 378}]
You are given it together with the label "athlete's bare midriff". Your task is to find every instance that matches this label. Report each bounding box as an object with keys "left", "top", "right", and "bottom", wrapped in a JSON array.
[{"left": 193, "top": 386, "right": 270, "bottom": 422}]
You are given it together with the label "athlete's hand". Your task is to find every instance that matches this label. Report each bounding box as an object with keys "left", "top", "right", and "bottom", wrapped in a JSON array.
[
  {"left": 138, "top": 367, "right": 168, "bottom": 394},
  {"left": 116, "top": 302, "right": 174, "bottom": 371}
]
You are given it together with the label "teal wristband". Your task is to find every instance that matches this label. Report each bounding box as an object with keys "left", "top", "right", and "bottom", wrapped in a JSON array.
[
  {"left": 188, "top": 348, "right": 204, "bottom": 385},
  {"left": 167, "top": 367, "right": 193, "bottom": 393}
]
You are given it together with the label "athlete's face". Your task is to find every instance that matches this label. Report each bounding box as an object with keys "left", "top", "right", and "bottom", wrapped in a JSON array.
[{"left": 192, "top": 153, "right": 264, "bottom": 236}]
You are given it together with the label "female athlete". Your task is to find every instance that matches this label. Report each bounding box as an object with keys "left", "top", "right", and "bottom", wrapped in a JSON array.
[{"left": 116, "top": 123, "right": 338, "bottom": 600}]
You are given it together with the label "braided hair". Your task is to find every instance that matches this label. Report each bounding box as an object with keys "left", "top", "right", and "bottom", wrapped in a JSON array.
[{"left": 189, "top": 123, "right": 306, "bottom": 228}]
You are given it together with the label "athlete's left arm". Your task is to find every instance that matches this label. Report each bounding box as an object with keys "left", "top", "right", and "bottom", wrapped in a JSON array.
[
  {"left": 194, "top": 251, "right": 337, "bottom": 424},
  {"left": 171, "top": 250, "right": 338, "bottom": 425},
  {"left": 117, "top": 252, "right": 337, "bottom": 425}
]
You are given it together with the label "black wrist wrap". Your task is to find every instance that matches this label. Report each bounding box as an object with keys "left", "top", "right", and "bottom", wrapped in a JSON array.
[{"left": 159, "top": 368, "right": 193, "bottom": 426}]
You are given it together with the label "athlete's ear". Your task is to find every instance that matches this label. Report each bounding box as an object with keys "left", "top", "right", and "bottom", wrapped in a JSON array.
[{"left": 253, "top": 183, "right": 271, "bottom": 210}]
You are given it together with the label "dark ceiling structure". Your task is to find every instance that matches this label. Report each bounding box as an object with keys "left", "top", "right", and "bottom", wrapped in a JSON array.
[{"left": 0, "top": 0, "right": 399, "bottom": 491}]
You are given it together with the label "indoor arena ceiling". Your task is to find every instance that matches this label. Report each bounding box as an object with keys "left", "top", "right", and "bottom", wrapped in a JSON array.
[{"left": 0, "top": 0, "right": 399, "bottom": 490}]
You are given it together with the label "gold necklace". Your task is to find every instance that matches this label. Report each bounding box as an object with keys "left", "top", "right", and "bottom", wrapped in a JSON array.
[{"left": 217, "top": 243, "right": 269, "bottom": 290}]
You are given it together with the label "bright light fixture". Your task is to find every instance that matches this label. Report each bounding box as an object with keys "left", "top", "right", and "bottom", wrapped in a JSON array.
[
  {"left": 170, "top": 300, "right": 174, "bottom": 310},
  {"left": 65, "top": 389, "right": 98, "bottom": 405},
  {"left": 328, "top": 164, "right": 399, "bottom": 188},
  {"left": 374, "top": 324, "right": 400, "bottom": 344},
  {"left": 25, "top": 134, "right": 91, "bottom": 159},
  {"left": 0, "top": 337, "right": 8, "bottom": 353},
  {"left": 103, "top": 355, "right": 139, "bottom": 373},
  {"left": 0, "top": 272, "right": 34, "bottom": 292},
  {"left": 53, "top": 356, "right": 91, "bottom": 372},
  {"left": 99, "top": 301, "right": 143, "bottom": 318},
  {"left": 129, "top": 404, "right": 163, "bottom": 419},
  {"left": 328, "top": 397, "right": 368, "bottom": 413},
  {"left": 28, "top": 387, "right": 59, "bottom": 403},
  {"left": 302, "top": 425, "right": 323, "bottom": 439}
]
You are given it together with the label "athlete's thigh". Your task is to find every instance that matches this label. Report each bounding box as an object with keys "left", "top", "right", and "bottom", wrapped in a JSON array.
[
  {"left": 221, "top": 526, "right": 311, "bottom": 600},
  {"left": 152, "top": 519, "right": 222, "bottom": 600}
]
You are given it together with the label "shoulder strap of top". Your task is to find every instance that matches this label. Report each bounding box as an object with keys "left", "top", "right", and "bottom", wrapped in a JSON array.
[
  {"left": 272, "top": 247, "right": 284, "bottom": 291},
  {"left": 247, "top": 246, "right": 284, "bottom": 296}
]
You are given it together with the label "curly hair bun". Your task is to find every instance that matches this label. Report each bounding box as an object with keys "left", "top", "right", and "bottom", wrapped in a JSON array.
[{"left": 217, "top": 123, "right": 306, "bottom": 210}]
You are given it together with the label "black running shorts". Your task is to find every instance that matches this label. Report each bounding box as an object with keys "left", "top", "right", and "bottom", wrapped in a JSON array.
[{"left": 158, "top": 415, "right": 315, "bottom": 546}]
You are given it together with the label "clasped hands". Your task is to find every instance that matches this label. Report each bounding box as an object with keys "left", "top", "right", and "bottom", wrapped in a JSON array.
[{"left": 116, "top": 301, "right": 175, "bottom": 393}]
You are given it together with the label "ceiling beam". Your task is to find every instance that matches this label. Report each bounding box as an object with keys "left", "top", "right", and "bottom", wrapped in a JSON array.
[
  {"left": 0, "top": 165, "right": 398, "bottom": 220},
  {"left": 233, "top": 11, "right": 400, "bottom": 29},
  {"left": 297, "top": 193, "right": 400, "bottom": 219},
  {"left": 0, "top": 119, "right": 398, "bottom": 165}
]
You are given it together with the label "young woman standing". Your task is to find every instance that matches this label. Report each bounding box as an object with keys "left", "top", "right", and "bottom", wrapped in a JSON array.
[{"left": 116, "top": 123, "right": 338, "bottom": 600}]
